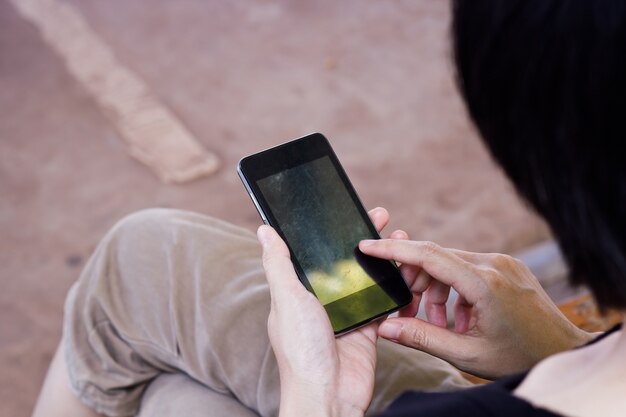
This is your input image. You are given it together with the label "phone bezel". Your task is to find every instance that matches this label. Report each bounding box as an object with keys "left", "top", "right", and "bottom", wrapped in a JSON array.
[{"left": 237, "top": 133, "right": 412, "bottom": 335}]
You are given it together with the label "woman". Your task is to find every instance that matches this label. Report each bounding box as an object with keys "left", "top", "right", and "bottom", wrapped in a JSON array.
[{"left": 34, "top": 1, "right": 625, "bottom": 416}]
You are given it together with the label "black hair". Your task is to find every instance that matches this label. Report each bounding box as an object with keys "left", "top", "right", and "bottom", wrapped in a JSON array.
[{"left": 451, "top": 0, "right": 626, "bottom": 310}]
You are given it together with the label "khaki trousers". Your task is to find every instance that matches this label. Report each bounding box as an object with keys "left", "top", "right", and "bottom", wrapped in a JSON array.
[{"left": 63, "top": 209, "right": 472, "bottom": 417}]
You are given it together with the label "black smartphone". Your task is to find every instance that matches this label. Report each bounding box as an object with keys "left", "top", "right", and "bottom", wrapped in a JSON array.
[{"left": 237, "top": 133, "right": 412, "bottom": 335}]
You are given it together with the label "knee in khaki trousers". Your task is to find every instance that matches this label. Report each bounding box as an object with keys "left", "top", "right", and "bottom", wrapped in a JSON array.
[{"left": 62, "top": 209, "right": 472, "bottom": 417}]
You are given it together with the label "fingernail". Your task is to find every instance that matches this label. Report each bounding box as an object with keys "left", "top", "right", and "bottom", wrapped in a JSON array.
[
  {"left": 257, "top": 226, "right": 271, "bottom": 246},
  {"left": 359, "top": 239, "right": 376, "bottom": 248},
  {"left": 379, "top": 320, "right": 402, "bottom": 341}
]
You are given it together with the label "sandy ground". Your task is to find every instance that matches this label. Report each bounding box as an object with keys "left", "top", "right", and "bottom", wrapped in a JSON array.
[{"left": 0, "top": 1, "right": 551, "bottom": 415}]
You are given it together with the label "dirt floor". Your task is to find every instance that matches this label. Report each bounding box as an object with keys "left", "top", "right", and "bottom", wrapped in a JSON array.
[{"left": 0, "top": 1, "right": 552, "bottom": 415}]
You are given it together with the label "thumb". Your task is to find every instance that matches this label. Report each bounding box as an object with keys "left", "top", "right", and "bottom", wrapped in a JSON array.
[
  {"left": 378, "top": 317, "right": 467, "bottom": 361},
  {"left": 257, "top": 225, "right": 291, "bottom": 263},
  {"left": 257, "top": 225, "right": 305, "bottom": 297}
]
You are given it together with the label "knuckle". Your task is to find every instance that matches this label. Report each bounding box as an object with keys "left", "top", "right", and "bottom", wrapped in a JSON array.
[
  {"left": 404, "top": 324, "right": 430, "bottom": 349},
  {"left": 480, "top": 266, "right": 506, "bottom": 289},
  {"left": 490, "top": 253, "right": 517, "bottom": 270},
  {"left": 418, "top": 241, "right": 440, "bottom": 256}
]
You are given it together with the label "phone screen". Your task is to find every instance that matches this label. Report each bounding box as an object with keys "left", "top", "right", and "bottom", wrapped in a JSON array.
[
  {"left": 239, "top": 134, "right": 411, "bottom": 334},
  {"left": 257, "top": 155, "right": 384, "bottom": 305}
]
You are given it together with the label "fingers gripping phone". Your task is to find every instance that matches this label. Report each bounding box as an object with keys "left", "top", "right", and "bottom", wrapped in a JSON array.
[{"left": 237, "top": 133, "right": 412, "bottom": 335}]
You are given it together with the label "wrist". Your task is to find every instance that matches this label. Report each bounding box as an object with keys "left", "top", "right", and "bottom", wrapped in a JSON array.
[
  {"left": 573, "top": 328, "right": 602, "bottom": 347},
  {"left": 279, "top": 382, "right": 364, "bottom": 417}
]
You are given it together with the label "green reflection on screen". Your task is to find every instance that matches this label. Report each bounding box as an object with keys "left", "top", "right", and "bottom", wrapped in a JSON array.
[
  {"left": 307, "top": 258, "right": 377, "bottom": 305},
  {"left": 257, "top": 156, "right": 377, "bottom": 305}
]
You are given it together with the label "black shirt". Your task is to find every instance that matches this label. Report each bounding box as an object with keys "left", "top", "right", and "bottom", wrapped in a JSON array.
[{"left": 379, "top": 324, "right": 622, "bottom": 417}]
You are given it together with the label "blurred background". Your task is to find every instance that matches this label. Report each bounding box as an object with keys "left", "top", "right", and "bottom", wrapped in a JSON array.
[{"left": 1, "top": 1, "right": 556, "bottom": 415}]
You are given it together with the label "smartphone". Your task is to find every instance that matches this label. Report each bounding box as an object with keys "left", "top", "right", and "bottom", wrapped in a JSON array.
[{"left": 237, "top": 133, "right": 412, "bottom": 335}]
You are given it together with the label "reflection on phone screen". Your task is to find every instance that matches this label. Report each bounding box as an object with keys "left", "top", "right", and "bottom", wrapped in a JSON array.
[{"left": 257, "top": 156, "right": 397, "bottom": 329}]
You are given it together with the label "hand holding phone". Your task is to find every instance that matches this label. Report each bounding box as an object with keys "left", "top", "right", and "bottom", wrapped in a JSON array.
[
  {"left": 257, "top": 223, "right": 380, "bottom": 416},
  {"left": 238, "top": 133, "right": 412, "bottom": 334}
]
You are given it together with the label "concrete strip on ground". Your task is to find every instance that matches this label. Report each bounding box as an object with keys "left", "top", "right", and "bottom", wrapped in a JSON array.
[{"left": 10, "top": 0, "right": 220, "bottom": 183}]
